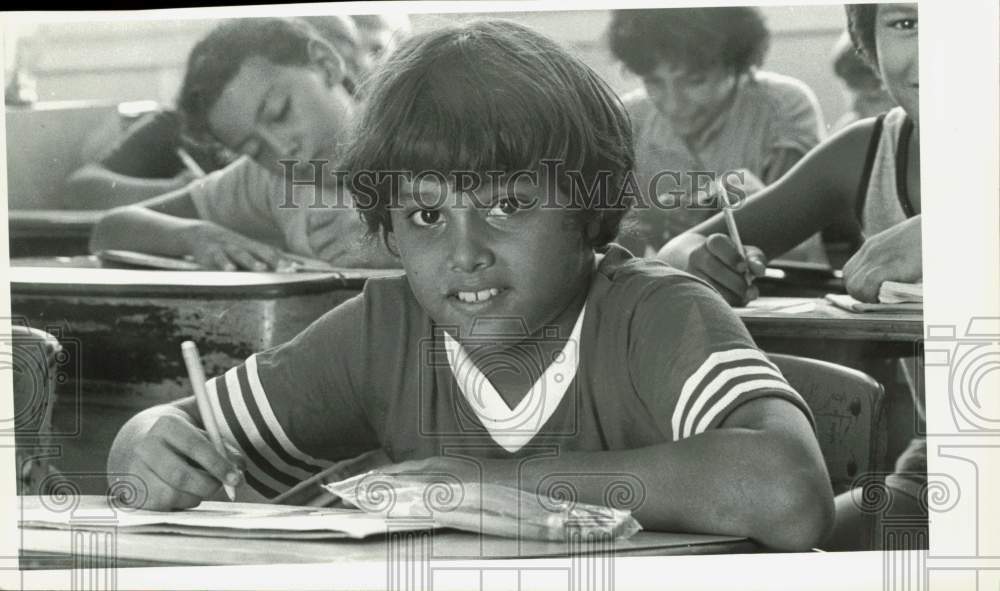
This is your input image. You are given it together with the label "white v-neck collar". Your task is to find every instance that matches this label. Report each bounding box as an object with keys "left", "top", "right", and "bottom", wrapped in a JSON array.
[{"left": 442, "top": 304, "right": 586, "bottom": 453}]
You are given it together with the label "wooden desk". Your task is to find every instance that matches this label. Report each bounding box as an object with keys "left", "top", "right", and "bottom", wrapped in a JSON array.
[
  {"left": 9, "top": 210, "right": 104, "bottom": 257},
  {"left": 9, "top": 264, "right": 400, "bottom": 489},
  {"left": 736, "top": 297, "right": 923, "bottom": 343}
]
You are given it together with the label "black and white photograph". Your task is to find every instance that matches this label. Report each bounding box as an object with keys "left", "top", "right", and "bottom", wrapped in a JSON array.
[{"left": 1, "top": 1, "right": 997, "bottom": 589}]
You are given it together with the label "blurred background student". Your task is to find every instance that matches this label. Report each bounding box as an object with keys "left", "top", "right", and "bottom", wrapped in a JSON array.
[
  {"left": 607, "top": 7, "right": 827, "bottom": 261},
  {"left": 90, "top": 17, "right": 400, "bottom": 270},
  {"left": 829, "top": 31, "right": 897, "bottom": 132},
  {"left": 61, "top": 15, "right": 372, "bottom": 211}
]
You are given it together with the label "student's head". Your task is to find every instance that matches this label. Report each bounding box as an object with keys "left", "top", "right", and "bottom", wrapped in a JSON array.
[
  {"left": 846, "top": 3, "right": 918, "bottom": 124},
  {"left": 343, "top": 20, "right": 633, "bottom": 340},
  {"left": 831, "top": 31, "right": 896, "bottom": 119},
  {"left": 352, "top": 14, "right": 412, "bottom": 65},
  {"left": 177, "top": 17, "right": 356, "bottom": 175},
  {"left": 608, "top": 7, "right": 769, "bottom": 137},
  {"left": 295, "top": 15, "right": 367, "bottom": 90}
]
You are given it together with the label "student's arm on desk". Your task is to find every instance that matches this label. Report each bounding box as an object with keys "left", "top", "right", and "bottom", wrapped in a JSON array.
[
  {"left": 387, "top": 396, "right": 832, "bottom": 552},
  {"left": 107, "top": 397, "right": 243, "bottom": 510},
  {"left": 659, "top": 119, "right": 878, "bottom": 305},
  {"left": 90, "top": 188, "right": 286, "bottom": 271},
  {"left": 63, "top": 163, "right": 195, "bottom": 210}
]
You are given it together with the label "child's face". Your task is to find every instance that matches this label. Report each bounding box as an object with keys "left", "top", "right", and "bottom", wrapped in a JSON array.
[
  {"left": 641, "top": 62, "right": 736, "bottom": 138},
  {"left": 874, "top": 3, "right": 919, "bottom": 124},
  {"left": 207, "top": 56, "right": 355, "bottom": 175},
  {"left": 388, "top": 173, "right": 595, "bottom": 343}
]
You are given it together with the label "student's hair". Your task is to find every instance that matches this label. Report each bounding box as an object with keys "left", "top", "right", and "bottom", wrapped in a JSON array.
[
  {"left": 832, "top": 31, "right": 880, "bottom": 89},
  {"left": 608, "top": 7, "right": 770, "bottom": 76},
  {"left": 177, "top": 18, "right": 334, "bottom": 143},
  {"left": 342, "top": 20, "right": 635, "bottom": 250},
  {"left": 845, "top": 5, "right": 879, "bottom": 67}
]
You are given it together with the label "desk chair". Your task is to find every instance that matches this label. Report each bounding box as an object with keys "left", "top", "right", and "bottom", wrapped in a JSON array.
[
  {"left": 767, "top": 354, "right": 886, "bottom": 493},
  {"left": 768, "top": 353, "right": 888, "bottom": 550},
  {"left": 8, "top": 326, "right": 63, "bottom": 495}
]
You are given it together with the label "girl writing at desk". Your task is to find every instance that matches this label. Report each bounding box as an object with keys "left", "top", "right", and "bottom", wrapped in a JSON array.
[
  {"left": 660, "top": 3, "right": 922, "bottom": 549},
  {"left": 108, "top": 20, "right": 834, "bottom": 551}
]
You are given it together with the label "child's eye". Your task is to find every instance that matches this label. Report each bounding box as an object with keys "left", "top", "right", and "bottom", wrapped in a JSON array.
[
  {"left": 488, "top": 194, "right": 535, "bottom": 217},
  {"left": 409, "top": 208, "right": 441, "bottom": 227},
  {"left": 888, "top": 18, "right": 917, "bottom": 31},
  {"left": 271, "top": 98, "right": 291, "bottom": 123}
]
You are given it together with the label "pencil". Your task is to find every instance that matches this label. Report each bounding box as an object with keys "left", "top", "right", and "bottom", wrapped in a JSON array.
[
  {"left": 717, "top": 178, "right": 752, "bottom": 285},
  {"left": 176, "top": 148, "right": 207, "bottom": 178},
  {"left": 181, "top": 341, "right": 237, "bottom": 501}
]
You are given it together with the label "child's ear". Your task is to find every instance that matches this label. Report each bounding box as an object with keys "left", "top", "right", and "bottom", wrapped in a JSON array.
[{"left": 307, "top": 39, "right": 347, "bottom": 88}]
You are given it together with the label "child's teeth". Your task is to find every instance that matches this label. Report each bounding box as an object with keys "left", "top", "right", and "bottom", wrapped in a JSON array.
[{"left": 456, "top": 288, "right": 500, "bottom": 303}]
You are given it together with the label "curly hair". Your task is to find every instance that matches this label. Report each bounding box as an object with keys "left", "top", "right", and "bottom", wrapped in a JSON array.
[
  {"left": 341, "top": 19, "right": 635, "bottom": 251},
  {"left": 845, "top": 4, "right": 880, "bottom": 67},
  {"left": 608, "top": 7, "right": 770, "bottom": 76}
]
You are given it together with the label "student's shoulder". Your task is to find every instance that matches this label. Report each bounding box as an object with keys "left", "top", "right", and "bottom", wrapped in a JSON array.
[
  {"left": 597, "top": 246, "right": 723, "bottom": 311},
  {"left": 746, "top": 71, "right": 821, "bottom": 114}
]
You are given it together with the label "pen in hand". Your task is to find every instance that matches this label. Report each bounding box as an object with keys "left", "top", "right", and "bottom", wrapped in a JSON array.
[
  {"left": 181, "top": 340, "right": 238, "bottom": 501},
  {"left": 717, "top": 178, "right": 753, "bottom": 286}
]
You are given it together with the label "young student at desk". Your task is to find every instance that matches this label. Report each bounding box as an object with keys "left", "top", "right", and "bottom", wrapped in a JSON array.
[
  {"left": 90, "top": 18, "right": 397, "bottom": 271},
  {"left": 107, "top": 20, "right": 834, "bottom": 551},
  {"left": 659, "top": 4, "right": 922, "bottom": 549}
]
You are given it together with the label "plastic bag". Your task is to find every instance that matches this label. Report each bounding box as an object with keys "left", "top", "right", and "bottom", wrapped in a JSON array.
[{"left": 324, "top": 472, "right": 642, "bottom": 541}]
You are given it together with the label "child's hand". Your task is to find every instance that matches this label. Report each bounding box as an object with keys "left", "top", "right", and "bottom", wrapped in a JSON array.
[
  {"left": 662, "top": 233, "right": 767, "bottom": 306},
  {"left": 115, "top": 411, "right": 243, "bottom": 511},
  {"left": 843, "top": 216, "right": 922, "bottom": 302},
  {"left": 183, "top": 221, "right": 288, "bottom": 271}
]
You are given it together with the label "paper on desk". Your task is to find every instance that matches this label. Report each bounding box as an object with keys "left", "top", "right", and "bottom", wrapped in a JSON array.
[
  {"left": 19, "top": 496, "right": 436, "bottom": 540},
  {"left": 878, "top": 281, "right": 923, "bottom": 304},
  {"left": 825, "top": 293, "right": 922, "bottom": 313}
]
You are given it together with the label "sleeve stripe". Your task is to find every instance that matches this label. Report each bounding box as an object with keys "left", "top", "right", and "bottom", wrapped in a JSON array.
[
  {"left": 679, "top": 364, "right": 786, "bottom": 440},
  {"left": 671, "top": 349, "right": 778, "bottom": 440},
  {"left": 244, "top": 355, "right": 334, "bottom": 471},
  {"left": 214, "top": 370, "right": 301, "bottom": 489},
  {"left": 693, "top": 379, "right": 802, "bottom": 437},
  {"left": 235, "top": 360, "right": 328, "bottom": 476}
]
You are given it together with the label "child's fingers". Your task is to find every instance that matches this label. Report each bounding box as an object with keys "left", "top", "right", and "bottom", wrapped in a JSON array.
[
  {"left": 744, "top": 246, "right": 768, "bottom": 277},
  {"left": 203, "top": 248, "right": 236, "bottom": 271},
  {"left": 223, "top": 245, "right": 269, "bottom": 271},
  {"left": 139, "top": 447, "right": 225, "bottom": 499},
  {"left": 703, "top": 234, "right": 748, "bottom": 272},
  {"left": 139, "top": 463, "right": 210, "bottom": 511},
  {"left": 162, "top": 423, "right": 243, "bottom": 489},
  {"left": 690, "top": 247, "right": 751, "bottom": 303},
  {"left": 233, "top": 238, "right": 284, "bottom": 270}
]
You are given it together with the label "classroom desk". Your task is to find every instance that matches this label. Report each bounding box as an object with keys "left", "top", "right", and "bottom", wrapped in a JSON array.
[
  {"left": 9, "top": 263, "right": 401, "bottom": 490},
  {"left": 9, "top": 210, "right": 103, "bottom": 257},
  {"left": 736, "top": 297, "right": 923, "bottom": 343}
]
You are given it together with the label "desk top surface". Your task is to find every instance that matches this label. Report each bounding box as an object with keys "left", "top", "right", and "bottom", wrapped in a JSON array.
[{"left": 737, "top": 297, "right": 923, "bottom": 341}]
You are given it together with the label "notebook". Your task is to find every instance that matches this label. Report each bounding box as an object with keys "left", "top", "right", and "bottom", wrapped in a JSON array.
[{"left": 97, "top": 249, "right": 337, "bottom": 273}]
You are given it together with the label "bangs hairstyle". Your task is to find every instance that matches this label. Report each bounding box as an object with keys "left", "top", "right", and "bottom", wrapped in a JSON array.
[
  {"left": 342, "top": 19, "right": 635, "bottom": 250},
  {"left": 845, "top": 5, "right": 879, "bottom": 67},
  {"left": 608, "top": 7, "right": 770, "bottom": 76},
  {"left": 177, "top": 18, "right": 330, "bottom": 144}
]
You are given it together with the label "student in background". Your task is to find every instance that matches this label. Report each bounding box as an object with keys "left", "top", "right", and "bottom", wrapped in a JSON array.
[
  {"left": 64, "top": 16, "right": 368, "bottom": 212},
  {"left": 107, "top": 20, "right": 833, "bottom": 551},
  {"left": 830, "top": 31, "right": 897, "bottom": 132},
  {"left": 90, "top": 18, "right": 397, "bottom": 271},
  {"left": 351, "top": 13, "right": 412, "bottom": 68},
  {"left": 607, "top": 7, "right": 827, "bottom": 255},
  {"left": 660, "top": 4, "right": 922, "bottom": 549}
]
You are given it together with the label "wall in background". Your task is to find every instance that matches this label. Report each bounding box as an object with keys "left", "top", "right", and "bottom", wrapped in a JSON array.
[{"left": 15, "top": 5, "right": 852, "bottom": 128}]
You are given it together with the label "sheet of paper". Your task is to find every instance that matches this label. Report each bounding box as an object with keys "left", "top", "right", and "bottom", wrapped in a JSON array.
[
  {"left": 825, "top": 293, "right": 923, "bottom": 313},
  {"left": 19, "top": 495, "right": 436, "bottom": 540}
]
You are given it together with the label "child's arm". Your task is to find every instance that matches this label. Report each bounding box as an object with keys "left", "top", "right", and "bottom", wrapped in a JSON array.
[
  {"left": 62, "top": 163, "right": 196, "bottom": 210},
  {"left": 107, "top": 397, "right": 243, "bottom": 510},
  {"left": 659, "top": 119, "right": 878, "bottom": 304},
  {"left": 89, "top": 188, "right": 287, "bottom": 271},
  {"left": 390, "top": 394, "right": 831, "bottom": 551},
  {"left": 843, "top": 214, "right": 922, "bottom": 302}
]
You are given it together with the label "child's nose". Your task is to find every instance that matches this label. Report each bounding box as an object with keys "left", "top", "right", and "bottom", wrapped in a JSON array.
[{"left": 447, "top": 218, "right": 494, "bottom": 273}]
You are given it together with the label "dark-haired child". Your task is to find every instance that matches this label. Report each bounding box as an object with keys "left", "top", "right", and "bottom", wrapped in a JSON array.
[
  {"left": 90, "top": 17, "right": 396, "bottom": 270},
  {"left": 661, "top": 4, "right": 922, "bottom": 549},
  {"left": 108, "top": 20, "right": 833, "bottom": 551},
  {"left": 607, "top": 7, "right": 826, "bottom": 255}
]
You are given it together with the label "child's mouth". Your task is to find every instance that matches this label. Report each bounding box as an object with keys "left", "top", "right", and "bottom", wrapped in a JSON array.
[{"left": 451, "top": 287, "right": 504, "bottom": 305}]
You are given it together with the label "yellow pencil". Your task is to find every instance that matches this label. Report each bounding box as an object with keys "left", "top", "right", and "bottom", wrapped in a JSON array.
[{"left": 181, "top": 341, "right": 236, "bottom": 501}]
